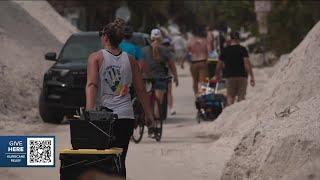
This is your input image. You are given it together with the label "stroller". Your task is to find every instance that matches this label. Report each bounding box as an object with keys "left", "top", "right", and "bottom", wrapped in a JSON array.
[{"left": 195, "top": 79, "right": 227, "bottom": 123}]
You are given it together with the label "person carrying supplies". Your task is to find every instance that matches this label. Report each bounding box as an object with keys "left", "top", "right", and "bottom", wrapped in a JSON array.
[
  {"left": 214, "top": 31, "right": 255, "bottom": 105},
  {"left": 85, "top": 18, "right": 154, "bottom": 178}
]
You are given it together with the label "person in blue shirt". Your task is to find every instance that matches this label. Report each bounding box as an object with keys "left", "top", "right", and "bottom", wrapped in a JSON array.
[{"left": 119, "top": 25, "right": 144, "bottom": 62}]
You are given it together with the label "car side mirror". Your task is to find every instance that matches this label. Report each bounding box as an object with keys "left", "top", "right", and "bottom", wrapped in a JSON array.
[{"left": 45, "top": 52, "right": 57, "bottom": 61}]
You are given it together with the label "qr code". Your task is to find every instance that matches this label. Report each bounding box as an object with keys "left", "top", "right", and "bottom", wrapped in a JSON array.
[{"left": 27, "top": 137, "right": 55, "bottom": 166}]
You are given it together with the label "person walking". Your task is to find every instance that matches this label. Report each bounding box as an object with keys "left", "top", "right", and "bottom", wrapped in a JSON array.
[
  {"left": 85, "top": 18, "right": 154, "bottom": 178},
  {"left": 119, "top": 24, "right": 144, "bottom": 63},
  {"left": 182, "top": 26, "right": 211, "bottom": 96},
  {"left": 214, "top": 31, "right": 255, "bottom": 105},
  {"left": 171, "top": 33, "right": 187, "bottom": 66}
]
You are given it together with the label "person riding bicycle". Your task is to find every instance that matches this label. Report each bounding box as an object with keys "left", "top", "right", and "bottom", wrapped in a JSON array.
[
  {"left": 162, "top": 37, "right": 176, "bottom": 115},
  {"left": 142, "top": 28, "right": 179, "bottom": 134},
  {"left": 85, "top": 18, "right": 154, "bottom": 178}
]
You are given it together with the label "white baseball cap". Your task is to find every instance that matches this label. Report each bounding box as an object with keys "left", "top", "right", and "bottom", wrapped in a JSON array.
[{"left": 151, "top": 28, "right": 161, "bottom": 39}]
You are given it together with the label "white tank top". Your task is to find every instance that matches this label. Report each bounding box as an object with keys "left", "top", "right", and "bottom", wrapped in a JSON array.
[{"left": 95, "top": 49, "right": 134, "bottom": 119}]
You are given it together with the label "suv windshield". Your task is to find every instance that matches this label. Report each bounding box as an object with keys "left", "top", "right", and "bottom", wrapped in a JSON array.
[{"left": 59, "top": 35, "right": 101, "bottom": 62}]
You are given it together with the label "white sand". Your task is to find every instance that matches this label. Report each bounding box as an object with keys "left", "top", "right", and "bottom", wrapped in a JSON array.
[
  {"left": 0, "top": 1, "right": 320, "bottom": 179},
  {"left": 194, "top": 21, "right": 320, "bottom": 179},
  {"left": 13, "top": 0, "right": 79, "bottom": 43},
  {"left": 0, "top": 1, "right": 75, "bottom": 132}
]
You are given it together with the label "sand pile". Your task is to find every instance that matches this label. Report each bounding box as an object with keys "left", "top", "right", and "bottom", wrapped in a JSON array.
[
  {"left": 14, "top": 1, "right": 79, "bottom": 43},
  {"left": 199, "top": 21, "right": 320, "bottom": 179},
  {"left": 0, "top": 1, "right": 76, "bottom": 131}
]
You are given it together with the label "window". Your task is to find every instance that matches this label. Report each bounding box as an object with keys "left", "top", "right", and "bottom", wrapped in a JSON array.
[{"left": 59, "top": 35, "right": 101, "bottom": 62}]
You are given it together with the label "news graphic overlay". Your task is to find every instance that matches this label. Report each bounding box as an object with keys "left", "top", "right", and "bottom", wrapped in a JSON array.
[{"left": 0, "top": 136, "right": 55, "bottom": 167}]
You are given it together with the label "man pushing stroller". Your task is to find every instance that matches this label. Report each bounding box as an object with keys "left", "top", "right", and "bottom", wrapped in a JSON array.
[{"left": 214, "top": 31, "right": 255, "bottom": 105}]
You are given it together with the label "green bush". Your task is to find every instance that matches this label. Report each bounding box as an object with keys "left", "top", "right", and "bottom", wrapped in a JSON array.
[{"left": 266, "top": 0, "right": 317, "bottom": 55}]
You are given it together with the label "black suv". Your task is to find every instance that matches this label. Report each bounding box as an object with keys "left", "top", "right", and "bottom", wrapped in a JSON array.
[{"left": 39, "top": 32, "right": 150, "bottom": 123}]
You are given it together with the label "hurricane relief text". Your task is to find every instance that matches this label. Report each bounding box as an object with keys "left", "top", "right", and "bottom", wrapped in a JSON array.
[{"left": 7, "top": 141, "right": 25, "bottom": 162}]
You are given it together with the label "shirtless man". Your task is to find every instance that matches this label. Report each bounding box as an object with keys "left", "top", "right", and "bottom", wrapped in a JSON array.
[{"left": 182, "top": 26, "right": 211, "bottom": 95}]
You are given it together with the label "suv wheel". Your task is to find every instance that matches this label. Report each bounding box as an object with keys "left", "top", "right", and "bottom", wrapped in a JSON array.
[{"left": 39, "top": 90, "right": 64, "bottom": 124}]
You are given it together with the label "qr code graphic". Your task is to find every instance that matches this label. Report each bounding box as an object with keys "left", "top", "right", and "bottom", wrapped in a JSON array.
[{"left": 27, "top": 137, "right": 55, "bottom": 166}]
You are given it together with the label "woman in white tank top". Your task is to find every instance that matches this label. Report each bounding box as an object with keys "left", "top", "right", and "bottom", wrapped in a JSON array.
[{"left": 85, "top": 19, "right": 154, "bottom": 178}]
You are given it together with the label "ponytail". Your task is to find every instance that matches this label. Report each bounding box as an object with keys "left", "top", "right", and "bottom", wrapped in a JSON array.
[
  {"left": 152, "top": 45, "right": 160, "bottom": 62},
  {"left": 101, "top": 18, "right": 126, "bottom": 47},
  {"left": 151, "top": 38, "right": 162, "bottom": 62}
]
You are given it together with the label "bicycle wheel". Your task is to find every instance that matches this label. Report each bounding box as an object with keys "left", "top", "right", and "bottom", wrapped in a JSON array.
[
  {"left": 196, "top": 111, "right": 201, "bottom": 124},
  {"left": 154, "top": 96, "right": 163, "bottom": 142},
  {"left": 131, "top": 97, "right": 144, "bottom": 143},
  {"left": 132, "top": 120, "right": 144, "bottom": 143},
  {"left": 155, "top": 118, "right": 163, "bottom": 142},
  {"left": 161, "top": 91, "right": 168, "bottom": 120}
]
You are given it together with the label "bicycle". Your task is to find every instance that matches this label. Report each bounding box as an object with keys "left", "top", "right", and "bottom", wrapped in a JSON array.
[
  {"left": 131, "top": 76, "right": 171, "bottom": 143},
  {"left": 131, "top": 95, "right": 145, "bottom": 143}
]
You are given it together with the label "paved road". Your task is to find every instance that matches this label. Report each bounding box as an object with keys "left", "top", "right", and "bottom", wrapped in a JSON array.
[
  {"left": 0, "top": 66, "right": 269, "bottom": 180},
  {"left": 1, "top": 66, "right": 219, "bottom": 180},
  {"left": 127, "top": 69, "right": 214, "bottom": 180}
]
